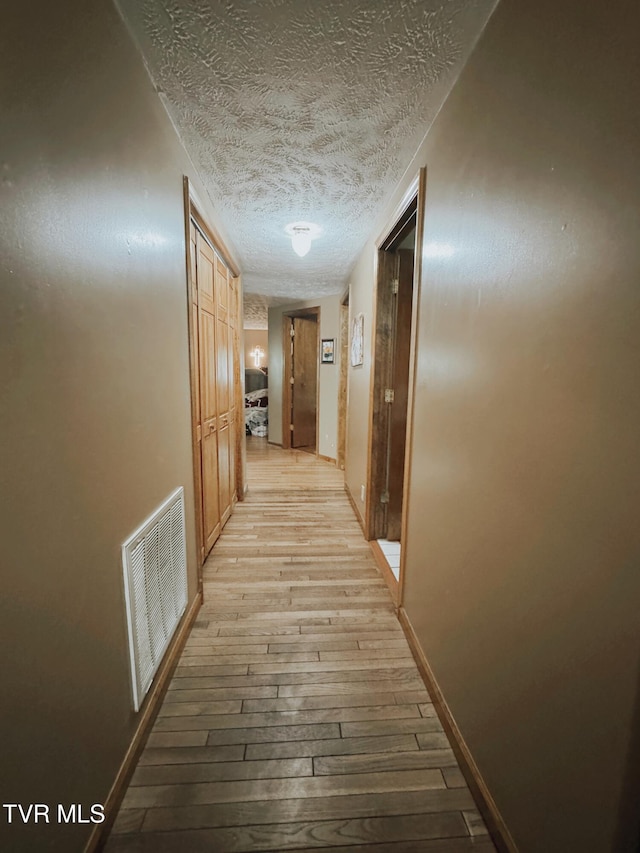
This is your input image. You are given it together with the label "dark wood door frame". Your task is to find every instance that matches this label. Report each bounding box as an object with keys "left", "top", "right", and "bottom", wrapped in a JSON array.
[
  {"left": 337, "top": 287, "right": 350, "bottom": 471},
  {"left": 282, "top": 306, "right": 320, "bottom": 452},
  {"left": 365, "top": 169, "right": 426, "bottom": 590}
]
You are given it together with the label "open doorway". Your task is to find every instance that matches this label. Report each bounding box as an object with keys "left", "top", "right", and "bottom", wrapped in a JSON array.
[
  {"left": 337, "top": 289, "right": 349, "bottom": 471},
  {"left": 282, "top": 308, "right": 320, "bottom": 453},
  {"left": 366, "top": 170, "right": 425, "bottom": 599},
  {"left": 244, "top": 329, "right": 269, "bottom": 443}
]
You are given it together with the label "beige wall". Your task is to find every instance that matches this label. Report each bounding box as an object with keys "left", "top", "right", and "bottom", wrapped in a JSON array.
[
  {"left": 243, "top": 329, "right": 269, "bottom": 370},
  {"left": 344, "top": 250, "right": 376, "bottom": 521},
  {"left": 346, "top": 0, "right": 640, "bottom": 850},
  {"left": 268, "top": 295, "right": 341, "bottom": 459},
  {"left": 0, "top": 2, "right": 236, "bottom": 851}
]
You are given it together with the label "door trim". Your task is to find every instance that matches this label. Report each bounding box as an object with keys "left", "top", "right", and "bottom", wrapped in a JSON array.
[
  {"left": 182, "top": 179, "right": 205, "bottom": 580},
  {"left": 336, "top": 289, "right": 350, "bottom": 471},
  {"left": 397, "top": 167, "right": 427, "bottom": 607}
]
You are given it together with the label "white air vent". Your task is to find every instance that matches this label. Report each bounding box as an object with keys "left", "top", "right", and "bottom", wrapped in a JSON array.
[{"left": 122, "top": 487, "right": 188, "bottom": 711}]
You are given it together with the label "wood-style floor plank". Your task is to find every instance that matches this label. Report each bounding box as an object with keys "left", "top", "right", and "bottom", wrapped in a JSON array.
[
  {"left": 139, "top": 787, "right": 476, "bottom": 833},
  {"left": 105, "top": 439, "right": 495, "bottom": 852}
]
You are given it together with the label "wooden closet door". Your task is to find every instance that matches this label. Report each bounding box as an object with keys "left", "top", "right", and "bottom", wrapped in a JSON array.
[
  {"left": 196, "top": 233, "right": 221, "bottom": 552},
  {"left": 217, "top": 416, "right": 231, "bottom": 525},
  {"left": 216, "top": 256, "right": 229, "bottom": 322},
  {"left": 189, "top": 223, "right": 204, "bottom": 562}
]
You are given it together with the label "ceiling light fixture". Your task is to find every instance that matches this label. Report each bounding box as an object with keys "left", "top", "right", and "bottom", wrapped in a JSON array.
[{"left": 284, "top": 222, "right": 321, "bottom": 258}]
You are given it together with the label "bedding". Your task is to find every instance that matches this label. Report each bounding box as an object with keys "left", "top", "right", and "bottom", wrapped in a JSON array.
[
  {"left": 245, "top": 387, "right": 268, "bottom": 436},
  {"left": 244, "top": 368, "right": 268, "bottom": 436}
]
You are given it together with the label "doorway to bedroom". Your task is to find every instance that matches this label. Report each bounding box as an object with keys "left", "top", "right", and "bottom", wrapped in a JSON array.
[{"left": 244, "top": 329, "right": 269, "bottom": 443}]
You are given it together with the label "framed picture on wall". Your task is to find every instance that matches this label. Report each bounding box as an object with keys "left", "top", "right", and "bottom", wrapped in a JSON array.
[
  {"left": 321, "top": 338, "right": 335, "bottom": 364},
  {"left": 351, "top": 313, "right": 364, "bottom": 366}
]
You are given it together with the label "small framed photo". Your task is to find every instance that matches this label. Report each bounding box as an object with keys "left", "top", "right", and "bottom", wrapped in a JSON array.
[{"left": 321, "top": 338, "right": 335, "bottom": 364}]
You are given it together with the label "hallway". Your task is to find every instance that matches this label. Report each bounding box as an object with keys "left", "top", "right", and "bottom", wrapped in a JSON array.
[{"left": 106, "top": 440, "right": 495, "bottom": 852}]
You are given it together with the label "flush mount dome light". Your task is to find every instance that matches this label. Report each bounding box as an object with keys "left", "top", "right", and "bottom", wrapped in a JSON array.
[{"left": 285, "top": 222, "right": 321, "bottom": 258}]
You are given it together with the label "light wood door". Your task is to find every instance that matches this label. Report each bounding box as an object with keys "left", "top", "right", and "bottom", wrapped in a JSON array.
[
  {"left": 197, "top": 233, "right": 221, "bottom": 551},
  {"left": 217, "top": 418, "right": 231, "bottom": 524},
  {"left": 198, "top": 233, "right": 215, "bottom": 316},
  {"left": 216, "top": 256, "right": 229, "bottom": 322},
  {"left": 188, "top": 223, "right": 204, "bottom": 565},
  {"left": 187, "top": 199, "right": 242, "bottom": 561},
  {"left": 216, "top": 316, "right": 230, "bottom": 415},
  {"left": 291, "top": 316, "right": 318, "bottom": 449},
  {"left": 201, "top": 426, "right": 221, "bottom": 551}
]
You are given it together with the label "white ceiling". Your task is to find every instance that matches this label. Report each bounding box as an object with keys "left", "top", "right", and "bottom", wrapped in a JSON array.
[{"left": 117, "top": 0, "right": 496, "bottom": 304}]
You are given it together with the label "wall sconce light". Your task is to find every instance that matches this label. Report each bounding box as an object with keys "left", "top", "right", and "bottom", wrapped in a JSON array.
[
  {"left": 250, "top": 346, "right": 265, "bottom": 367},
  {"left": 284, "top": 221, "right": 321, "bottom": 258}
]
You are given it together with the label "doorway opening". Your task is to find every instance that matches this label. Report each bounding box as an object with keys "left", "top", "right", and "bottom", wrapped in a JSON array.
[
  {"left": 337, "top": 289, "right": 349, "bottom": 471},
  {"left": 366, "top": 169, "right": 425, "bottom": 600},
  {"left": 282, "top": 307, "right": 320, "bottom": 453},
  {"left": 244, "top": 329, "right": 269, "bottom": 444}
]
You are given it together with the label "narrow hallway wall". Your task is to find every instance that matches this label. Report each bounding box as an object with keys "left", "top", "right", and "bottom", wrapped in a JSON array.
[
  {"left": 344, "top": 250, "right": 376, "bottom": 524},
  {"left": 0, "top": 2, "right": 236, "bottom": 851},
  {"left": 346, "top": 0, "right": 640, "bottom": 850}
]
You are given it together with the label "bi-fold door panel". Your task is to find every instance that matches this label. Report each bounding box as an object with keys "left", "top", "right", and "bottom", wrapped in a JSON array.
[
  {"left": 216, "top": 317, "right": 230, "bottom": 415},
  {"left": 191, "top": 223, "right": 239, "bottom": 560},
  {"left": 197, "top": 234, "right": 221, "bottom": 551},
  {"left": 217, "top": 417, "right": 232, "bottom": 526},
  {"left": 216, "top": 256, "right": 229, "bottom": 322},
  {"left": 197, "top": 233, "right": 215, "bottom": 315},
  {"left": 201, "top": 426, "right": 221, "bottom": 551},
  {"left": 188, "top": 224, "right": 204, "bottom": 563}
]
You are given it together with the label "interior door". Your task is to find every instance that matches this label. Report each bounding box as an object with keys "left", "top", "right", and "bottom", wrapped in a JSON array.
[
  {"left": 196, "top": 232, "right": 221, "bottom": 552},
  {"left": 386, "top": 248, "right": 414, "bottom": 540},
  {"left": 291, "top": 316, "right": 318, "bottom": 449}
]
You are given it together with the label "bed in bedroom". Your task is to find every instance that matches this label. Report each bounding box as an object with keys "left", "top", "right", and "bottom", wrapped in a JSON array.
[{"left": 244, "top": 368, "right": 268, "bottom": 437}]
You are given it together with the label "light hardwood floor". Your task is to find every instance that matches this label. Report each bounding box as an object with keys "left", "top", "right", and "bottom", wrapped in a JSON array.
[{"left": 106, "top": 439, "right": 495, "bottom": 852}]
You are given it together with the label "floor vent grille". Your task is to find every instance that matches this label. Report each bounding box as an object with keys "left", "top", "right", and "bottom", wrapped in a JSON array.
[{"left": 122, "top": 487, "right": 188, "bottom": 711}]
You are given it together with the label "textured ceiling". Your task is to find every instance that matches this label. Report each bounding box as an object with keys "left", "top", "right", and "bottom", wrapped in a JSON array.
[
  {"left": 243, "top": 293, "right": 291, "bottom": 330},
  {"left": 117, "top": 0, "right": 496, "bottom": 300}
]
